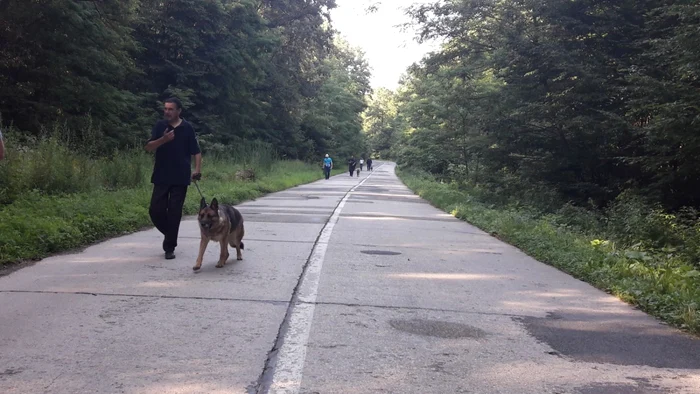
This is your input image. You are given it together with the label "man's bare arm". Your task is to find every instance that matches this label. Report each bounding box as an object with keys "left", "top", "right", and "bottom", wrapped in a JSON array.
[
  {"left": 191, "top": 153, "right": 202, "bottom": 181},
  {"left": 194, "top": 153, "right": 202, "bottom": 174}
]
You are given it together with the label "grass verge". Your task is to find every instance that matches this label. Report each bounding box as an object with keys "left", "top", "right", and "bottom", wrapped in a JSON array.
[
  {"left": 0, "top": 159, "right": 342, "bottom": 266},
  {"left": 397, "top": 168, "right": 700, "bottom": 336}
]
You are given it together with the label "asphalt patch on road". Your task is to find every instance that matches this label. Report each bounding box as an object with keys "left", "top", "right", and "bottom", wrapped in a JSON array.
[
  {"left": 575, "top": 379, "right": 670, "bottom": 394},
  {"left": 237, "top": 204, "right": 334, "bottom": 210},
  {"left": 516, "top": 310, "right": 700, "bottom": 368},
  {"left": 349, "top": 195, "right": 428, "bottom": 204},
  {"left": 237, "top": 209, "right": 332, "bottom": 216},
  {"left": 341, "top": 213, "right": 457, "bottom": 222},
  {"left": 260, "top": 195, "right": 322, "bottom": 201},
  {"left": 287, "top": 187, "right": 348, "bottom": 193},
  {"left": 356, "top": 187, "right": 414, "bottom": 195},
  {"left": 389, "top": 318, "right": 487, "bottom": 339},
  {"left": 361, "top": 250, "right": 402, "bottom": 256},
  {"left": 243, "top": 214, "right": 327, "bottom": 224}
]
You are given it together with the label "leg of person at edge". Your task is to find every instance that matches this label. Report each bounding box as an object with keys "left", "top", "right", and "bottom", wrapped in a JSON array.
[
  {"left": 145, "top": 97, "right": 202, "bottom": 260},
  {"left": 323, "top": 154, "right": 333, "bottom": 180}
]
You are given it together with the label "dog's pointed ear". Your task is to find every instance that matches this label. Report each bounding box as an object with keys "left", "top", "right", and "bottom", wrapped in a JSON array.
[
  {"left": 210, "top": 198, "right": 219, "bottom": 211},
  {"left": 200, "top": 197, "right": 207, "bottom": 210}
]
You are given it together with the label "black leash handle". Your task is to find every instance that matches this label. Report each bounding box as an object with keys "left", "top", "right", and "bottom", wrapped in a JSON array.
[{"left": 193, "top": 180, "right": 206, "bottom": 202}]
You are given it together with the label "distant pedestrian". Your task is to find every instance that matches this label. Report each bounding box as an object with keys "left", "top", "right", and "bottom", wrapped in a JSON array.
[
  {"left": 0, "top": 128, "right": 5, "bottom": 161},
  {"left": 348, "top": 155, "right": 357, "bottom": 176},
  {"left": 359, "top": 158, "right": 364, "bottom": 171},
  {"left": 322, "top": 153, "right": 333, "bottom": 180},
  {"left": 367, "top": 158, "right": 373, "bottom": 171},
  {"left": 145, "top": 97, "right": 202, "bottom": 260}
]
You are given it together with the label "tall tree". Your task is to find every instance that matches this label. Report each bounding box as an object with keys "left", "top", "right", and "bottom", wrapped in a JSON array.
[
  {"left": 301, "top": 39, "right": 371, "bottom": 160},
  {"left": 0, "top": 0, "right": 145, "bottom": 147},
  {"left": 393, "top": 0, "right": 700, "bottom": 209},
  {"left": 255, "top": 0, "right": 337, "bottom": 158},
  {"left": 134, "top": 0, "right": 272, "bottom": 144}
]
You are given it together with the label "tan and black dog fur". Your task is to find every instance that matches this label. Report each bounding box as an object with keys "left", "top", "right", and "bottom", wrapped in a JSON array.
[{"left": 193, "top": 197, "right": 245, "bottom": 271}]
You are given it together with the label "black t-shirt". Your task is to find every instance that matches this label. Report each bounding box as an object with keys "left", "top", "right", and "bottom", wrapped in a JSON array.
[{"left": 149, "top": 118, "right": 201, "bottom": 185}]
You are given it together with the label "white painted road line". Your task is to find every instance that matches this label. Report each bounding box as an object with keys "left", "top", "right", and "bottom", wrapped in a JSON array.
[{"left": 267, "top": 168, "right": 379, "bottom": 394}]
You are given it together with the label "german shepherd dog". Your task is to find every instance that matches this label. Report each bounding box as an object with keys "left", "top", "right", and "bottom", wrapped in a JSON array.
[{"left": 193, "top": 198, "right": 245, "bottom": 271}]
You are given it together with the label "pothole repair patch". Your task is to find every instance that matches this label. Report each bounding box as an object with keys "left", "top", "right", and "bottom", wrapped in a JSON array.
[
  {"left": 389, "top": 319, "right": 487, "bottom": 339},
  {"left": 361, "top": 250, "right": 401, "bottom": 256},
  {"left": 514, "top": 310, "right": 700, "bottom": 368}
]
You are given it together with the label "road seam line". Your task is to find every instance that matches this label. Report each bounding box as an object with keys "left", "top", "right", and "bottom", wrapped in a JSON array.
[
  {"left": 0, "top": 290, "right": 288, "bottom": 305},
  {"left": 0, "top": 290, "right": 533, "bottom": 319}
]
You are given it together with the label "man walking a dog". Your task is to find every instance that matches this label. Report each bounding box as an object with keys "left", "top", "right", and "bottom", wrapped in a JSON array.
[{"left": 145, "top": 98, "right": 202, "bottom": 259}]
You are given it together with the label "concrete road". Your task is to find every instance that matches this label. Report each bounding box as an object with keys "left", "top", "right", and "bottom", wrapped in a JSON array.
[{"left": 1, "top": 162, "right": 698, "bottom": 394}]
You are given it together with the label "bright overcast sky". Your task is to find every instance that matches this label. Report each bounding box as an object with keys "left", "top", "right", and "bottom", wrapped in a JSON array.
[{"left": 329, "top": 0, "right": 440, "bottom": 91}]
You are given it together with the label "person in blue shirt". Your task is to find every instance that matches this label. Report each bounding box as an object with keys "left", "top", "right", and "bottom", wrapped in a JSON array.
[{"left": 322, "top": 154, "right": 333, "bottom": 180}]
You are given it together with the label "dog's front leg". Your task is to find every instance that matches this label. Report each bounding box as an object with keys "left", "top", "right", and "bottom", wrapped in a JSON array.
[
  {"left": 216, "top": 238, "right": 229, "bottom": 268},
  {"left": 193, "top": 237, "right": 209, "bottom": 271}
]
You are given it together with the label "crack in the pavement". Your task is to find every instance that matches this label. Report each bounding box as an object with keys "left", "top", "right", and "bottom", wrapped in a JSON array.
[
  {"left": 43, "top": 371, "right": 63, "bottom": 393},
  {"left": 0, "top": 290, "right": 288, "bottom": 306},
  {"left": 309, "top": 300, "right": 532, "bottom": 319},
  {"left": 251, "top": 171, "right": 375, "bottom": 394},
  {"left": 178, "top": 236, "right": 316, "bottom": 244},
  {"left": 0, "top": 290, "right": 533, "bottom": 319}
]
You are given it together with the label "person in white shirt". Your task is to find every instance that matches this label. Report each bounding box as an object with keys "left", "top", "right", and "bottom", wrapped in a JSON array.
[{"left": 359, "top": 158, "right": 364, "bottom": 171}]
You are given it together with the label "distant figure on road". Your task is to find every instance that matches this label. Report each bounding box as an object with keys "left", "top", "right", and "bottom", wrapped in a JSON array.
[
  {"left": 367, "top": 158, "right": 373, "bottom": 171},
  {"left": 322, "top": 153, "right": 333, "bottom": 180},
  {"left": 145, "top": 97, "right": 202, "bottom": 260},
  {"left": 359, "top": 158, "right": 364, "bottom": 171},
  {"left": 348, "top": 155, "right": 357, "bottom": 177},
  {"left": 0, "top": 128, "right": 5, "bottom": 161}
]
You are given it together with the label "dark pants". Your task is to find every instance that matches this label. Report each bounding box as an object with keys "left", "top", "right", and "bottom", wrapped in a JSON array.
[
  {"left": 149, "top": 184, "right": 188, "bottom": 252},
  {"left": 324, "top": 166, "right": 331, "bottom": 179},
  {"left": 349, "top": 166, "right": 356, "bottom": 176}
]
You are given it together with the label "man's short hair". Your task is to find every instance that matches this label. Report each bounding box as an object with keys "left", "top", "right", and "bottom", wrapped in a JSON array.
[{"left": 164, "top": 97, "right": 183, "bottom": 110}]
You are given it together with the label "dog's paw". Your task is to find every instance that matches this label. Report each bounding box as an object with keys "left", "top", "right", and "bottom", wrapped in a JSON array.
[
  {"left": 237, "top": 256, "right": 243, "bottom": 261},
  {"left": 215, "top": 263, "right": 225, "bottom": 268},
  {"left": 193, "top": 265, "right": 201, "bottom": 271}
]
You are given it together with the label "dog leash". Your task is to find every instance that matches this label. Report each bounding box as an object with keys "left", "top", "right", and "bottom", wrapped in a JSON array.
[{"left": 193, "top": 180, "right": 206, "bottom": 203}]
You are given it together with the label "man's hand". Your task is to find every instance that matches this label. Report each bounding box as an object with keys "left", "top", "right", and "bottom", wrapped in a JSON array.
[
  {"left": 163, "top": 130, "right": 175, "bottom": 142},
  {"left": 192, "top": 172, "right": 202, "bottom": 181},
  {"left": 145, "top": 129, "right": 175, "bottom": 152}
]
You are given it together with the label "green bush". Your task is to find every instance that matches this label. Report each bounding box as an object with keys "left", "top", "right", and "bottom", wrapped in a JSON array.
[{"left": 0, "top": 126, "right": 148, "bottom": 202}]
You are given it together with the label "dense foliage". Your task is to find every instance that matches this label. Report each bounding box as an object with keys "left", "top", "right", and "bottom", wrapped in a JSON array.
[
  {"left": 364, "top": 0, "right": 700, "bottom": 212},
  {"left": 0, "top": 0, "right": 370, "bottom": 160}
]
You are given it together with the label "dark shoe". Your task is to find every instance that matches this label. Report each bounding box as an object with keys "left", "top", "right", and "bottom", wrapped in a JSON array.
[{"left": 165, "top": 251, "right": 176, "bottom": 260}]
